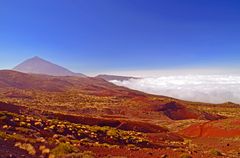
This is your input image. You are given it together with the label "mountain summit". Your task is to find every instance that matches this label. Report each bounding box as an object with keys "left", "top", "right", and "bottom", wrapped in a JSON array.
[{"left": 13, "top": 56, "right": 85, "bottom": 77}]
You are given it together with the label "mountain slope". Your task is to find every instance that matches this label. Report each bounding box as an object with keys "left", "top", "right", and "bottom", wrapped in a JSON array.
[
  {"left": 0, "top": 70, "right": 132, "bottom": 94},
  {"left": 0, "top": 70, "right": 223, "bottom": 121},
  {"left": 13, "top": 56, "right": 85, "bottom": 77},
  {"left": 0, "top": 70, "right": 145, "bottom": 97}
]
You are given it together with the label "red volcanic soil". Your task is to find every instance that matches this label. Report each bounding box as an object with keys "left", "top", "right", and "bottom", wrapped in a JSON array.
[
  {"left": 81, "top": 146, "right": 183, "bottom": 158},
  {"left": 0, "top": 102, "right": 24, "bottom": 114},
  {"left": 115, "top": 121, "right": 168, "bottom": 133},
  {"left": 0, "top": 101, "right": 167, "bottom": 133},
  {"left": 53, "top": 112, "right": 168, "bottom": 133},
  {"left": 0, "top": 70, "right": 226, "bottom": 122},
  {"left": 0, "top": 138, "right": 34, "bottom": 158},
  {"left": 180, "top": 119, "right": 240, "bottom": 138},
  {"left": 150, "top": 101, "right": 223, "bottom": 120},
  {"left": 0, "top": 70, "right": 145, "bottom": 96},
  {"left": 146, "top": 132, "right": 184, "bottom": 143}
]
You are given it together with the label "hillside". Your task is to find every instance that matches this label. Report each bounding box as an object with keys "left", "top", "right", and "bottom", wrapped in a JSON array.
[
  {"left": 1, "top": 70, "right": 240, "bottom": 157},
  {"left": 0, "top": 70, "right": 223, "bottom": 120}
]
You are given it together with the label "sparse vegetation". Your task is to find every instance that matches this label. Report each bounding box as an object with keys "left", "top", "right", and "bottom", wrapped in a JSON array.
[
  {"left": 210, "top": 149, "right": 223, "bottom": 156},
  {"left": 15, "top": 142, "right": 36, "bottom": 155},
  {"left": 0, "top": 110, "right": 160, "bottom": 157},
  {"left": 179, "top": 153, "right": 192, "bottom": 158},
  {"left": 1, "top": 70, "right": 240, "bottom": 157},
  {"left": 50, "top": 143, "right": 79, "bottom": 157}
]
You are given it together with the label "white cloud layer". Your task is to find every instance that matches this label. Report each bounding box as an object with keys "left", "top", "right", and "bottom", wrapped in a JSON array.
[{"left": 110, "top": 75, "right": 240, "bottom": 104}]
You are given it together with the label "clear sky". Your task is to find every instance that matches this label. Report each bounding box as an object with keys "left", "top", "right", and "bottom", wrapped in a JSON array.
[{"left": 0, "top": 0, "right": 240, "bottom": 76}]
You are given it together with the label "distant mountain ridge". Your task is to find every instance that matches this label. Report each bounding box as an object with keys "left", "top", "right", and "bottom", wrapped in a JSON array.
[
  {"left": 13, "top": 56, "right": 86, "bottom": 77},
  {"left": 96, "top": 74, "right": 140, "bottom": 81}
]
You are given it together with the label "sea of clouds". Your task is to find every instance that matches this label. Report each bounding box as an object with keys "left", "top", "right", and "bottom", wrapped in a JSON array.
[{"left": 110, "top": 75, "right": 240, "bottom": 104}]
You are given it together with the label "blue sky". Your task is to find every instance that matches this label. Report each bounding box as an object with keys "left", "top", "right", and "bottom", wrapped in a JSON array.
[{"left": 0, "top": 0, "right": 240, "bottom": 76}]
